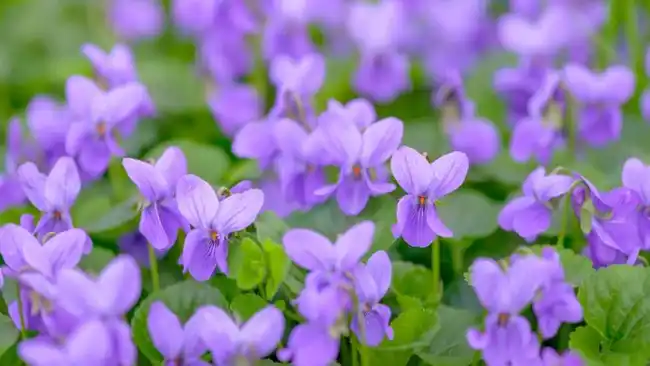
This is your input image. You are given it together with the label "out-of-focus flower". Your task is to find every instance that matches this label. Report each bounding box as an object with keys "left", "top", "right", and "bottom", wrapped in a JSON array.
[
  {"left": 118, "top": 231, "right": 167, "bottom": 268},
  {"left": 65, "top": 76, "right": 145, "bottom": 178},
  {"left": 347, "top": 1, "right": 410, "bottom": 102},
  {"left": 434, "top": 71, "right": 500, "bottom": 164},
  {"left": 147, "top": 302, "right": 210, "bottom": 365},
  {"left": 391, "top": 147, "right": 468, "bottom": 247},
  {"left": 207, "top": 83, "right": 262, "bottom": 136},
  {"left": 563, "top": 63, "right": 635, "bottom": 147},
  {"left": 311, "top": 112, "right": 402, "bottom": 215},
  {"left": 197, "top": 305, "right": 284, "bottom": 364},
  {"left": 262, "top": 0, "right": 315, "bottom": 60},
  {"left": 510, "top": 71, "right": 565, "bottom": 164},
  {"left": 176, "top": 175, "right": 264, "bottom": 280},
  {"left": 0, "top": 118, "right": 28, "bottom": 212},
  {"left": 123, "top": 147, "right": 188, "bottom": 250},
  {"left": 17, "top": 157, "right": 84, "bottom": 248},
  {"left": 498, "top": 167, "right": 574, "bottom": 241},
  {"left": 26, "top": 97, "right": 71, "bottom": 168},
  {"left": 109, "top": 0, "right": 165, "bottom": 41},
  {"left": 622, "top": 157, "right": 650, "bottom": 250},
  {"left": 56, "top": 255, "right": 141, "bottom": 365}
]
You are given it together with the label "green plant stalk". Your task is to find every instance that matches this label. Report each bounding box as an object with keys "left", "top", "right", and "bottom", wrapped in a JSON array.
[
  {"left": 597, "top": 0, "right": 618, "bottom": 69},
  {"left": 351, "top": 336, "right": 359, "bottom": 366},
  {"left": 450, "top": 240, "right": 464, "bottom": 275},
  {"left": 556, "top": 195, "right": 571, "bottom": 249},
  {"left": 148, "top": 244, "right": 160, "bottom": 293},
  {"left": 16, "top": 285, "right": 27, "bottom": 340},
  {"left": 623, "top": 0, "right": 642, "bottom": 85},
  {"left": 431, "top": 237, "right": 441, "bottom": 299}
]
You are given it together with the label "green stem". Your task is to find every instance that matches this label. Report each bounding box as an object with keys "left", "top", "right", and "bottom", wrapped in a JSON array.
[
  {"left": 450, "top": 241, "right": 464, "bottom": 275},
  {"left": 556, "top": 195, "right": 571, "bottom": 249},
  {"left": 148, "top": 244, "right": 160, "bottom": 293},
  {"left": 16, "top": 285, "right": 27, "bottom": 340},
  {"left": 431, "top": 237, "right": 441, "bottom": 299},
  {"left": 351, "top": 336, "right": 359, "bottom": 366},
  {"left": 597, "top": 0, "right": 618, "bottom": 69},
  {"left": 623, "top": 0, "right": 642, "bottom": 83}
]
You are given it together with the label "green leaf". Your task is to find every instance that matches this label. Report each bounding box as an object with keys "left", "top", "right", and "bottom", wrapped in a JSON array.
[
  {"left": 138, "top": 58, "right": 204, "bottom": 114},
  {"left": 78, "top": 247, "right": 115, "bottom": 275},
  {"left": 230, "top": 293, "right": 268, "bottom": 322},
  {"left": 437, "top": 190, "right": 500, "bottom": 239},
  {"left": 313, "top": 58, "right": 355, "bottom": 112},
  {"left": 391, "top": 262, "right": 436, "bottom": 310},
  {"left": 131, "top": 280, "right": 228, "bottom": 363},
  {"left": 262, "top": 239, "right": 291, "bottom": 300},
  {"left": 578, "top": 265, "right": 650, "bottom": 354},
  {"left": 469, "top": 152, "right": 534, "bottom": 186},
  {"left": 224, "top": 160, "right": 262, "bottom": 185},
  {"left": 0, "top": 314, "right": 19, "bottom": 358},
  {"left": 255, "top": 211, "right": 289, "bottom": 244},
  {"left": 529, "top": 245, "right": 594, "bottom": 287},
  {"left": 368, "top": 308, "right": 438, "bottom": 366},
  {"left": 81, "top": 197, "right": 139, "bottom": 234},
  {"left": 416, "top": 306, "right": 480, "bottom": 366},
  {"left": 145, "top": 140, "right": 230, "bottom": 185},
  {"left": 228, "top": 238, "right": 265, "bottom": 290},
  {"left": 569, "top": 325, "right": 649, "bottom": 366},
  {"left": 71, "top": 182, "right": 115, "bottom": 231}
]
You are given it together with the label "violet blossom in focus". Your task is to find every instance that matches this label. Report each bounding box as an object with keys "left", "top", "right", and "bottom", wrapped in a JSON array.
[{"left": 391, "top": 147, "right": 468, "bottom": 247}]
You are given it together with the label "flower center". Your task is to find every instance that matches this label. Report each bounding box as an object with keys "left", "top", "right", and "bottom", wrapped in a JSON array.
[
  {"left": 418, "top": 195, "right": 427, "bottom": 206},
  {"left": 352, "top": 165, "right": 362, "bottom": 179},
  {"left": 29, "top": 291, "right": 53, "bottom": 315},
  {"left": 53, "top": 210, "right": 62, "bottom": 220},
  {"left": 497, "top": 313, "right": 510, "bottom": 327},
  {"left": 210, "top": 231, "right": 219, "bottom": 243},
  {"left": 96, "top": 122, "right": 107, "bottom": 136}
]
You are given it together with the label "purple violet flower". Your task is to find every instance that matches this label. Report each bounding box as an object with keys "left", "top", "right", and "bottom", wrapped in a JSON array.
[
  {"left": 25, "top": 96, "right": 71, "bottom": 168},
  {"left": 563, "top": 63, "right": 635, "bottom": 147},
  {"left": 434, "top": 71, "right": 500, "bottom": 164},
  {"left": 81, "top": 43, "right": 138, "bottom": 88},
  {"left": 277, "top": 322, "right": 340, "bottom": 366},
  {"left": 497, "top": 6, "right": 570, "bottom": 58},
  {"left": 16, "top": 157, "right": 85, "bottom": 248},
  {"left": 493, "top": 61, "right": 547, "bottom": 125},
  {"left": 147, "top": 301, "right": 210, "bottom": 365},
  {"left": 466, "top": 255, "right": 548, "bottom": 365},
  {"left": 510, "top": 70, "right": 566, "bottom": 165},
  {"left": 391, "top": 147, "right": 469, "bottom": 247},
  {"left": 622, "top": 157, "right": 650, "bottom": 249},
  {"left": 197, "top": 305, "right": 284, "bottom": 364},
  {"left": 348, "top": 1, "right": 410, "bottom": 102},
  {"left": 109, "top": 0, "right": 164, "bottom": 41},
  {"left": 65, "top": 76, "right": 146, "bottom": 178},
  {"left": 19, "top": 319, "right": 113, "bottom": 366},
  {"left": 118, "top": 231, "right": 167, "bottom": 268},
  {"left": 262, "top": 0, "right": 315, "bottom": 60},
  {"left": 56, "top": 255, "right": 141, "bottom": 365},
  {"left": 176, "top": 175, "right": 264, "bottom": 280},
  {"left": 541, "top": 348, "right": 583, "bottom": 366},
  {"left": 642, "top": 49, "right": 650, "bottom": 122},
  {"left": 498, "top": 167, "right": 574, "bottom": 242},
  {"left": 350, "top": 251, "right": 394, "bottom": 346},
  {"left": 207, "top": 83, "right": 262, "bottom": 137},
  {"left": 0, "top": 118, "right": 28, "bottom": 212},
  {"left": 123, "top": 146, "right": 188, "bottom": 250},
  {"left": 312, "top": 113, "right": 403, "bottom": 216}
]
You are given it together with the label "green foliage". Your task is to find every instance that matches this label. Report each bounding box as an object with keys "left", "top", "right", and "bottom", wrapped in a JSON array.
[
  {"left": 416, "top": 306, "right": 480, "bottom": 366},
  {"left": 0, "top": 315, "right": 19, "bottom": 360},
  {"left": 437, "top": 190, "right": 501, "bottom": 239}
]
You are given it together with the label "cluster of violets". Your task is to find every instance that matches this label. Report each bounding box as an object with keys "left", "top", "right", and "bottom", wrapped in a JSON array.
[{"left": 2, "top": 0, "right": 650, "bottom": 365}]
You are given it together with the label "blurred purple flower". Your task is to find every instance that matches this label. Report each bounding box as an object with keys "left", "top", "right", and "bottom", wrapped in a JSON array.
[
  {"left": 434, "top": 71, "right": 500, "bottom": 164},
  {"left": 277, "top": 322, "right": 340, "bottom": 366},
  {"left": 147, "top": 302, "right": 210, "bottom": 365},
  {"left": 325, "top": 99, "right": 376, "bottom": 131},
  {"left": 65, "top": 76, "right": 145, "bottom": 178},
  {"left": 123, "top": 146, "right": 188, "bottom": 250},
  {"left": 498, "top": 167, "right": 574, "bottom": 242},
  {"left": 1, "top": 225, "right": 87, "bottom": 336},
  {"left": 19, "top": 320, "right": 112, "bottom": 366},
  {"left": 199, "top": 31, "right": 254, "bottom": 82},
  {"left": 25, "top": 97, "right": 71, "bottom": 168},
  {"left": 260, "top": 177, "right": 299, "bottom": 218},
  {"left": 17, "top": 157, "right": 85, "bottom": 248},
  {"left": 348, "top": 1, "right": 410, "bottom": 102},
  {"left": 176, "top": 175, "right": 264, "bottom": 280},
  {"left": 262, "top": 0, "right": 315, "bottom": 60},
  {"left": 118, "top": 231, "right": 167, "bottom": 268},
  {"left": 56, "top": 255, "right": 141, "bottom": 365},
  {"left": 563, "top": 63, "right": 635, "bottom": 147},
  {"left": 173, "top": 0, "right": 256, "bottom": 38},
  {"left": 350, "top": 251, "right": 393, "bottom": 346},
  {"left": 494, "top": 62, "right": 547, "bottom": 125},
  {"left": 109, "top": 0, "right": 164, "bottom": 41},
  {"left": 81, "top": 43, "right": 137, "bottom": 88},
  {"left": 541, "top": 348, "right": 583, "bottom": 366},
  {"left": 642, "top": 49, "right": 650, "bottom": 122},
  {"left": 391, "top": 147, "right": 468, "bottom": 247},
  {"left": 497, "top": 6, "right": 570, "bottom": 58},
  {"left": 0, "top": 118, "right": 28, "bottom": 212},
  {"left": 533, "top": 248, "right": 582, "bottom": 339},
  {"left": 622, "top": 157, "right": 650, "bottom": 249},
  {"left": 312, "top": 114, "right": 403, "bottom": 215},
  {"left": 273, "top": 119, "right": 328, "bottom": 210},
  {"left": 510, "top": 71, "right": 565, "bottom": 164},
  {"left": 207, "top": 83, "right": 262, "bottom": 136},
  {"left": 466, "top": 256, "right": 547, "bottom": 365},
  {"left": 197, "top": 305, "right": 284, "bottom": 364}
]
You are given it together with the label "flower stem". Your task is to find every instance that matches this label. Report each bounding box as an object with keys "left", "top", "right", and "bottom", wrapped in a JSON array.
[
  {"left": 16, "top": 285, "right": 27, "bottom": 339},
  {"left": 148, "top": 244, "right": 160, "bottom": 293},
  {"left": 450, "top": 241, "right": 464, "bottom": 275},
  {"left": 623, "top": 0, "right": 642, "bottom": 82},
  {"left": 351, "top": 336, "right": 359, "bottom": 366},
  {"left": 431, "top": 237, "right": 441, "bottom": 300},
  {"left": 557, "top": 196, "right": 571, "bottom": 249}
]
